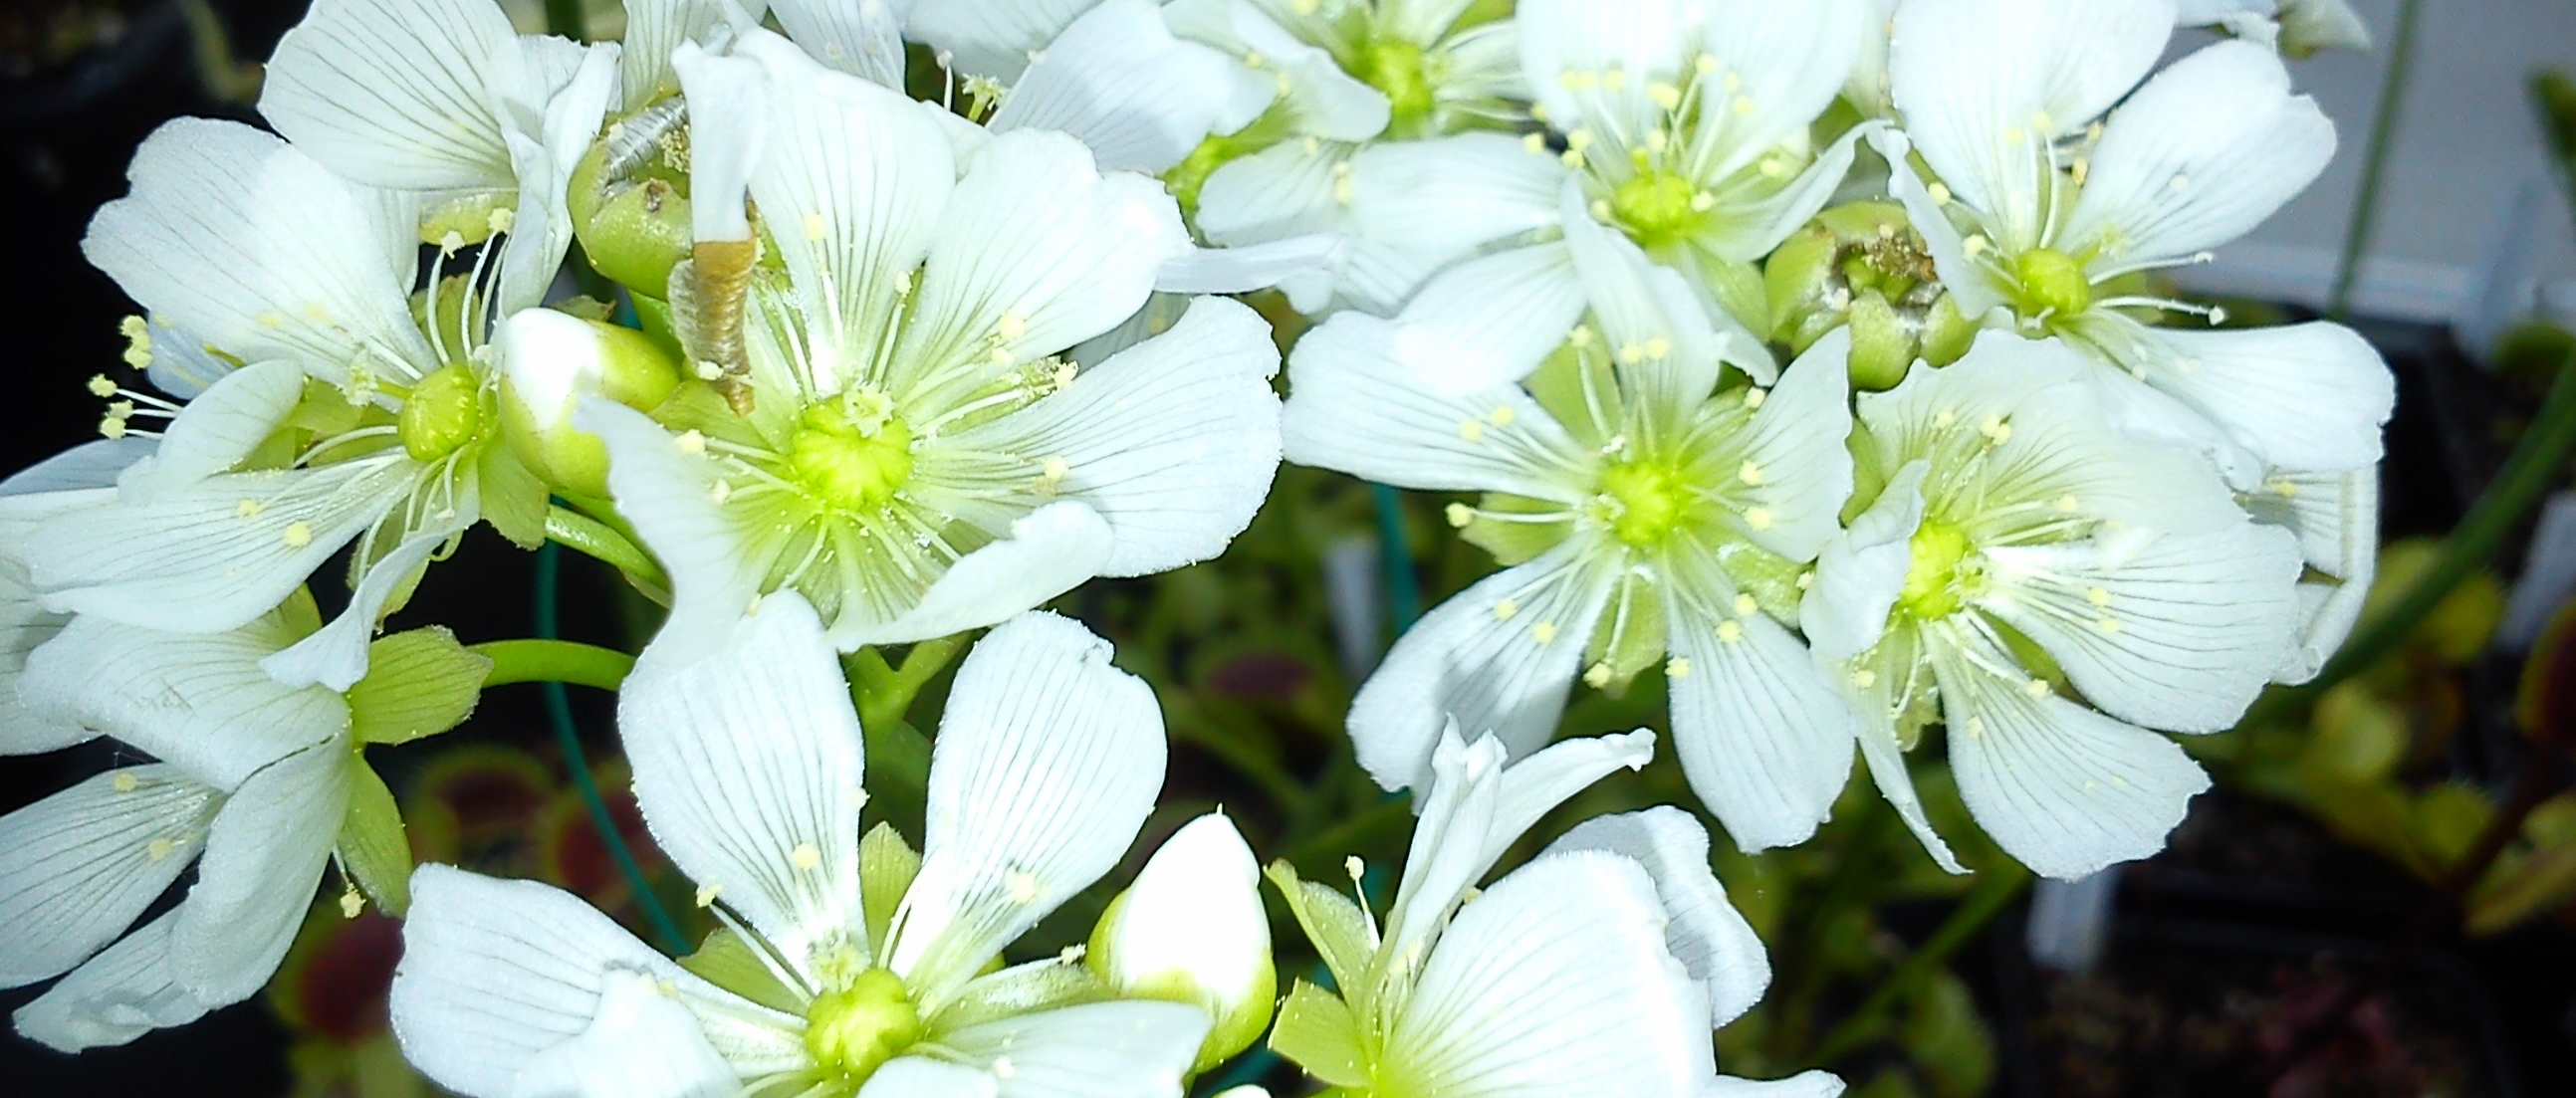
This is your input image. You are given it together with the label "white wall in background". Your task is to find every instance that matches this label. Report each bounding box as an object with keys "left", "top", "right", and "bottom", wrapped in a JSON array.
[{"left": 2165, "top": 0, "right": 2576, "bottom": 333}]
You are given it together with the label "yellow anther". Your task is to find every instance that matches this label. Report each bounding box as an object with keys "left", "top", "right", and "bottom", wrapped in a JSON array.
[
  {"left": 282, "top": 522, "right": 314, "bottom": 549},
  {"left": 1493, "top": 598, "right": 1521, "bottom": 621},
  {"left": 1643, "top": 337, "right": 1671, "bottom": 359},
  {"left": 1666, "top": 657, "right": 1691, "bottom": 679},
  {"left": 1648, "top": 82, "right": 1682, "bottom": 110},
  {"left": 1524, "top": 132, "right": 1549, "bottom": 154},
  {"left": 791, "top": 843, "right": 823, "bottom": 871},
  {"left": 804, "top": 212, "right": 828, "bottom": 241},
  {"left": 147, "top": 837, "right": 175, "bottom": 862},
  {"left": 438, "top": 230, "right": 467, "bottom": 256},
  {"left": 1558, "top": 70, "right": 1597, "bottom": 92},
  {"left": 1458, "top": 420, "right": 1487, "bottom": 442},
  {"left": 695, "top": 883, "right": 722, "bottom": 908},
  {"left": 1963, "top": 235, "right": 1991, "bottom": 257},
  {"left": 998, "top": 312, "right": 1028, "bottom": 342},
  {"left": 1965, "top": 717, "right": 1986, "bottom": 739},
  {"left": 2168, "top": 173, "right": 2191, "bottom": 193},
  {"left": 1565, "top": 128, "right": 1595, "bottom": 153},
  {"left": 675, "top": 429, "right": 708, "bottom": 454},
  {"left": 87, "top": 374, "right": 118, "bottom": 397},
  {"left": 1601, "top": 69, "right": 1626, "bottom": 92},
  {"left": 1980, "top": 414, "right": 2012, "bottom": 444},
  {"left": 1489, "top": 405, "right": 1517, "bottom": 426},
  {"left": 1344, "top": 855, "right": 1365, "bottom": 884},
  {"left": 99, "top": 417, "right": 128, "bottom": 440},
  {"left": 1583, "top": 663, "right": 1613, "bottom": 687},
  {"left": 2055, "top": 495, "right": 2081, "bottom": 512},
  {"left": 1563, "top": 148, "right": 1590, "bottom": 169},
  {"left": 2267, "top": 478, "right": 2300, "bottom": 498},
  {"left": 2031, "top": 110, "right": 2057, "bottom": 133},
  {"left": 1568, "top": 326, "right": 1596, "bottom": 347},
  {"left": 2094, "top": 617, "right": 2122, "bottom": 635},
  {"left": 1744, "top": 507, "right": 1773, "bottom": 531},
  {"left": 1739, "top": 461, "right": 1764, "bottom": 486},
  {"left": 1042, "top": 456, "right": 1070, "bottom": 483},
  {"left": 1446, "top": 502, "right": 1475, "bottom": 529},
  {"left": 1618, "top": 342, "right": 1647, "bottom": 364},
  {"left": 1006, "top": 870, "right": 1042, "bottom": 904},
  {"left": 1531, "top": 620, "right": 1559, "bottom": 644},
  {"left": 1928, "top": 182, "right": 1954, "bottom": 206},
  {"left": 1731, "top": 96, "right": 1756, "bottom": 115},
  {"left": 1933, "top": 408, "right": 1958, "bottom": 428},
  {"left": 341, "top": 885, "right": 365, "bottom": 918},
  {"left": 2085, "top": 586, "right": 2111, "bottom": 607},
  {"left": 1852, "top": 668, "right": 1878, "bottom": 689},
  {"left": 1734, "top": 592, "right": 1759, "bottom": 616},
  {"left": 487, "top": 207, "right": 516, "bottom": 236},
  {"left": 234, "top": 499, "right": 265, "bottom": 519},
  {"left": 1589, "top": 198, "right": 1614, "bottom": 221},
  {"left": 1743, "top": 388, "right": 1766, "bottom": 409},
  {"left": 2023, "top": 679, "right": 2050, "bottom": 698},
  {"left": 113, "top": 772, "right": 139, "bottom": 793},
  {"left": 711, "top": 480, "right": 733, "bottom": 505},
  {"left": 1717, "top": 619, "right": 1745, "bottom": 643},
  {"left": 1695, "top": 56, "right": 1719, "bottom": 76}
]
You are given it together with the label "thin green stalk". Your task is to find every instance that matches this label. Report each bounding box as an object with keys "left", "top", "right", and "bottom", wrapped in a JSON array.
[
  {"left": 532, "top": 544, "right": 690, "bottom": 955},
  {"left": 471, "top": 638, "right": 634, "bottom": 692},
  {"left": 547, "top": 506, "right": 670, "bottom": 594},
  {"left": 847, "top": 640, "right": 962, "bottom": 831},
  {"left": 1806, "top": 865, "right": 2031, "bottom": 1066},
  {"left": 2326, "top": 0, "right": 2424, "bottom": 321},
  {"left": 851, "top": 636, "right": 966, "bottom": 733},
  {"left": 1371, "top": 483, "right": 1422, "bottom": 633}
]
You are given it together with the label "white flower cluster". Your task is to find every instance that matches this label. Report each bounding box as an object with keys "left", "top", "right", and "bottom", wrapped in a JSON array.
[{"left": 0, "top": 0, "right": 2388, "bottom": 1093}]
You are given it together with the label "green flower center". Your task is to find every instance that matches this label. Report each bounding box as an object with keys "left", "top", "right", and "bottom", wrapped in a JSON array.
[
  {"left": 397, "top": 363, "right": 487, "bottom": 462},
  {"left": 1899, "top": 520, "right": 1976, "bottom": 619},
  {"left": 804, "top": 968, "right": 923, "bottom": 1084},
  {"left": 1599, "top": 461, "right": 1689, "bottom": 548},
  {"left": 786, "top": 403, "right": 915, "bottom": 512},
  {"left": 2010, "top": 247, "right": 2094, "bottom": 318},
  {"left": 1360, "top": 37, "right": 1435, "bottom": 130},
  {"left": 1610, "top": 170, "right": 1703, "bottom": 245}
]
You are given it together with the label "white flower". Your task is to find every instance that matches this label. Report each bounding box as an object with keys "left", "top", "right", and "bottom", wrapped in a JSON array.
[
  {"left": 1800, "top": 332, "right": 2306, "bottom": 878},
  {"left": 580, "top": 34, "right": 1283, "bottom": 656},
  {"left": 1089, "top": 811, "right": 1275, "bottom": 1072},
  {"left": 2242, "top": 466, "right": 2378, "bottom": 685},
  {"left": 2176, "top": 0, "right": 2372, "bottom": 56},
  {"left": 1874, "top": 0, "right": 2393, "bottom": 492},
  {"left": 30, "top": 119, "right": 566, "bottom": 690},
  {"left": 0, "top": 440, "right": 151, "bottom": 758},
  {"left": 1285, "top": 210, "right": 1862, "bottom": 855},
  {"left": 1344, "top": 0, "right": 1872, "bottom": 389},
  {"left": 1, "top": 609, "right": 369, "bottom": 1050},
  {"left": 389, "top": 594, "right": 1211, "bottom": 1098}
]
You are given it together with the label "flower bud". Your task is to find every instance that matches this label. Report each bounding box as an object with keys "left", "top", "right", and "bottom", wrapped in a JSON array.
[
  {"left": 1762, "top": 201, "right": 1972, "bottom": 389},
  {"left": 1087, "top": 813, "right": 1276, "bottom": 1074},
  {"left": 496, "top": 309, "right": 682, "bottom": 498},
  {"left": 567, "top": 105, "right": 696, "bottom": 297}
]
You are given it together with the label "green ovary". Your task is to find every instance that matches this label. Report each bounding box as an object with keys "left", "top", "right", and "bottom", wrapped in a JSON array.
[
  {"left": 1361, "top": 37, "right": 1435, "bottom": 129},
  {"left": 1599, "top": 461, "right": 1689, "bottom": 548},
  {"left": 1898, "top": 521, "right": 1976, "bottom": 620},
  {"left": 1610, "top": 170, "right": 1703, "bottom": 246},
  {"left": 785, "top": 404, "right": 915, "bottom": 513},
  {"left": 2011, "top": 247, "right": 2094, "bottom": 318},
  {"left": 397, "top": 363, "right": 487, "bottom": 462},
  {"left": 804, "top": 968, "right": 923, "bottom": 1084}
]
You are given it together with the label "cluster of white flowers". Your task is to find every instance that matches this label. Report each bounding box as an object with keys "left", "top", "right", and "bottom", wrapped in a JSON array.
[{"left": 0, "top": 0, "right": 2388, "bottom": 1093}]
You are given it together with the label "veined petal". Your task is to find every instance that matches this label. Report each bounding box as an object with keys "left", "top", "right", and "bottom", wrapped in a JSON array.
[
  {"left": 1867, "top": 126, "right": 2008, "bottom": 320},
  {"left": 2125, "top": 321, "right": 2393, "bottom": 476},
  {"left": 1349, "top": 542, "right": 1617, "bottom": 793},
  {"left": 1199, "top": 139, "right": 1349, "bottom": 244},
  {"left": 1709, "top": 1072, "right": 1849, "bottom": 1098},
  {"left": 22, "top": 615, "right": 350, "bottom": 789},
  {"left": 22, "top": 456, "right": 415, "bottom": 636},
  {"left": 1802, "top": 461, "right": 1929, "bottom": 663},
  {"left": 2241, "top": 468, "right": 2376, "bottom": 684},
  {"left": 82, "top": 119, "right": 436, "bottom": 386},
  {"left": 1692, "top": 0, "right": 1864, "bottom": 166},
  {"left": 938, "top": 1000, "right": 1211, "bottom": 1098},
  {"left": 1563, "top": 193, "right": 1724, "bottom": 411},
  {"left": 578, "top": 401, "right": 769, "bottom": 659},
  {"left": 673, "top": 41, "right": 770, "bottom": 243},
  {"left": 826, "top": 501, "right": 1117, "bottom": 650},
  {"left": 1226, "top": 5, "right": 1391, "bottom": 141},
  {"left": 1888, "top": 0, "right": 2176, "bottom": 251},
  {"left": 0, "top": 439, "right": 155, "bottom": 499},
  {"left": 993, "top": 0, "right": 1266, "bottom": 174},
  {"left": 906, "top": 0, "right": 1099, "bottom": 81},
  {"left": 1726, "top": 330, "right": 1857, "bottom": 560},
  {"left": 0, "top": 767, "right": 217, "bottom": 988},
  {"left": 622, "top": 0, "right": 767, "bottom": 110},
  {"left": 1382, "top": 0, "right": 1484, "bottom": 46},
  {"left": 891, "top": 612, "right": 1164, "bottom": 1003},
  {"left": 1977, "top": 523, "right": 2302, "bottom": 733},
  {"left": 262, "top": 524, "right": 459, "bottom": 692},
  {"left": 391, "top": 866, "right": 803, "bottom": 1096},
  {"left": 1543, "top": 807, "right": 1770, "bottom": 1027},
  {"left": 622, "top": 592, "right": 864, "bottom": 977},
  {"left": 1348, "top": 132, "right": 1565, "bottom": 273},
  {"left": 860, "top": 1058, "right": 1001, "bottom": 1098},
  {"left": 1699, "top": 122, "right": 1876, "bottom": 263},
  {"left": 1665, "top": 544, "right": 1857, "bottom": 853},
  {"left": 1154, "top": 235, "right": 1346, "bottom": 296},
  {"left": 259, "top": 0, "right": 527, "bottom": 191},
  {"left": 11, "top": 913, "right": 211, "bottom": 1052},
  {"left": 1389, "top": 852, "right": 1714, "bottom": 1098},
  {"left": 510, "top": 971, "right": 743, "bottom": 1098},
  {"left": 891, "top": 131, "right": 1188, "bottom": 404},
  {"left": 170, "top": 739, "right": 350, "bottom": 1004},
  {"left": 115, "top": 359, "right": 309, "bottom": 502},
  {"left": 491, "top": 42, "right": 622, "bottom": 319},
  {"left": 1391, "top": 241, "right": 1588, "bottom": 394},
  {"left": 931, "top": 298, "right": 1282, "bottom": 578},
  {"left": 1283, "top": 312, "right": 1596, "bottom": 500},
  {"left": 1846, "top": 626, "right": 1968, "bottom": 874},
  {"left": 1932, "top": 624, "right": 2212, "bottom": 880},
  {"left": 2061, "top": 40, "right": 2334, "bottom": 264},
  {"left": 772, "top": 0, "right": 912, "bottom": 87},
  {"left": 1519, "top": 0, "right": 1693, "bottom": 151}
]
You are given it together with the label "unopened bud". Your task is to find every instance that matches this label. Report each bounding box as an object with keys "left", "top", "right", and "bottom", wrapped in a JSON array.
[
  {"left": 496, "top": 309, "right": 682, "bottom": 498},
  {"left": 1087, "top": 813, "right": 1276, "bottom": 1074}
]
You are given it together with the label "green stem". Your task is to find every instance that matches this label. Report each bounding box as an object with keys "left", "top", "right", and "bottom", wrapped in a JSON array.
[
  {"left": 1806, "top": 865, "right": 2031, "bottom": 1066},
  {"left": 2326, "top": 0, "right": 2424, "bottom": 321},
  {"left": 846, "top": 639, "right": 963, "bottom": 832},
  {"left": 547, "top": 506, "right": 670, "bottom": 594},
  {"left": 2249, "top": 343, "right": 2576, "bottom": 726},
  {"left": 852, "top": 636, "right": 966, "bottom": 733},
  {"left": 471, "top": 638, "right": 634, "bottom": 692},
  {"left": 543, "top": 0, "right": 586, "bottom": 40}
]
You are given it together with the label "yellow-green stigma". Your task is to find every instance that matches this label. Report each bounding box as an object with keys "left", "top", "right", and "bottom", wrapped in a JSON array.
[
  {"left": 1898, "top": 520, "right": 1976, "bottom": 619},
  {"left": 397, "top": 363, "right": 487, "bottom": 462},
  {"left": 804, "top": 968, "right": 923, "bottom": 1083},
  {"left": 786, "top": 402, "right": 915, "bottom": 512},
  {"left": 1599, "top": 461, "right": 1689, "bottom": 548},
  {"left": 1610, "top": 170, "right": 1703, "bottom": 246},
  {"left": 2011, "top": 247, "right": 2094, "bottom": 319},
  {"left": 1361, "top": 37, "right": 1435, "bottom": 129}
]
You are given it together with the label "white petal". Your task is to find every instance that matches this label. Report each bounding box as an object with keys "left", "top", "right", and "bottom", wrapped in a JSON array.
[
  {"left": 1154, "top": 235, "right": 1346, "bottom": 296},
  {"left": 2242, "top": 468, "right": 2376, "bottom": 684},
  {"left": 258, "top": 0, "right": 527, "bottom": 191},
  {"left": 1700, "top": 122, "right": 1877, "bottom": 263},
  {"left": 1802, "top": 460, "right": 1930, "bottom": 663},
  {"left": 579, "top": 401, "right": 770, "bottom": 661},
  {"left": 1518, "top": 0, "right": 1693, "bottom": 146},
  {"left": 1665, "top": 547, "right": 1857, "bottom": 853},
  {"left": 1691, "top": 0, "right": 1865, "bottom": 169},
  {"left": 673, "top": 41, "right": 770, "bottom": 242},
  {"left": 1562, "top": 192, "right": 1725, "bottom": 410},
  {"left": 860, "top": 1058, "right": 1001, "bottom": 1098},
  {"left": 0, "top": 767, "right": 217, "bottom": 988},
  {"left": 1933, "top": 626, "right": 2212, "bottom": 880},
  {"left": 2061, "top": 41, "right": 2334, "bottom": 263},
  {"left": 622, "top": 0, "right": 764, "bottom": 110},
  {"left": 1729, "top": 331, "right": 1858, "bottom": 560},
  {"left": 827, "top": 501, "right": 1117, "bottom": 649},
  {"left": 262, "top": 523, "right": 458, "bottom": 691},
  {"left": 1348, "top": 132, "right": 1564, "bottom": 273},
  {"left": 1978, "top": 523, "right": 2303, "bottom": 733},
  {"left": 1349, "top": 543, "right": 1617, "bottom": 793},
  {"left": 1848, "top": 641, "right": 1968, "bottom": 875},
  {"left": 510, "top": 971, "right": 742, "bottom": 1098},
  {"left": 1390, "top": 852, "right": 1713, "bottom": 1098},
  {"left": 993, "top": 0, "right": 1263, "bottom": 174},
  {"left": 82, "top": 119, "right": 435, "bottom": 385},
  {"left": 1225, "top": 5, "right": 1390, "bottom": 141},
  {"left": 1391, "top": 241, "right": 1588, "bottom": 393},
  {"left": 115, "top": 359, "right": 309, "bottom": 502},
  {"left": 890, "top": 131, "right": 1188, "bottom": 402},
  {"left": 2128, "top": 322, "right": 2394, "bottom": 476},
  {"left": 1709, "top": 1071, "right": 1849, "bottom": 1098},
  {"left": 907, "top": 0, "right": 1098, "bottom": 80},
  {"left": 390, "top": 865, "right": 797, "bottom": 1097},
  {"left": 11, "top": 913, "right": 211, "bottom": 1052},
  {"left": 170, "top": 739, "right": 350, "bottom": 1003},
  {"left": 940, "top": 1000, "right": 1211, "bottom": 1098},
  {"left": 621, "top": 591, "right": 864, "bottom": 977},
  {"left": 0, "top": 439, "right": 155, "bottom": 498},
  {"left": 772, "top": 0, "right": 912, "bottom": 87},
  {"left": 1198, "top": 139, "right": 1348, "bottom": 244},
  {"left": 491, "top": 43, "right": 621, "bottom": 318},
  {"left": 931, "top": 298, "right": 1282, "bottom": 577},
  {"left": 1282, "top": 312, "right": 1596, "bottom": 501},
  {"left": 21, "top": 615, "right": 350, "bottom": 789},
  {"left": 22, "top": 456, "right": 414, "bottom": 636},
  {"left": 1888, "top": 0, "right": 2176, "bottom": 250},
  {"left": 891, "top": 612, "right": 1164, "bottom": 1002},
  {"left": 1544, "top": 806, "right": 1770, "bottom": 1027},
  {"left": 1381, "top": 0, "right": 1483, "bottom": 45},
  {"left": 1867, "top": 126, "right": 2008, "bottom": 319},
  {"left": 141, "top": 319, "right": 239, "bottom": 399}
]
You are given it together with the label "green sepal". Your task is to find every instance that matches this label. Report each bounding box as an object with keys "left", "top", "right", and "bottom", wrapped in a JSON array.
[
  {"left": 679, "top": 928, "right": 809, "bottom": 1014},
  {"left": 1763, "top": 225, "right": 1840, "bottom": 339},
  {"left": 1702, "top": 254, "right": 1771, "bottom": 340},
  {"left": 337, "top": 755, "right": 413, "bottom": 917},
  {"left": 1713, "top": 541, "right": 1811, "bottom": 624},
  {"left": 1269, "top": 980, "right": 1370, "bottom": 1088},
  {"left": 860, "top": 821, "right": 922, "bottom": 952},
  {"left": 1459, "top": 492, "right": 1573, "bottom": 567},
  {"left": 1845, "top": 291, "right": 1920, "bottom": 392},
  {"left": 1582, "top": 573, "right": 1669, "bottom": 694},
  {"left": 478, "top": 442, "right": 552, "bottom": 549},
  {"left": 1264, "top": 861, "right": 1375, "bottom": 994},
  {"left": 347, "top": 627, "right": 492, "bottom": 747},
  {"left": 1918, "top": 293, "right": 1978, "bottom": 367},
  {"left": 937, "top": 958, "right": 1106, "bottom": 1032}
]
